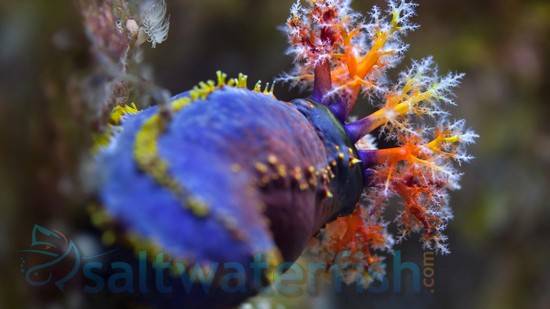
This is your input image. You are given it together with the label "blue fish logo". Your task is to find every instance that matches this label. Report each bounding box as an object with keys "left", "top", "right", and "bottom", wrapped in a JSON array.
[{"left": 19, "top": 225, "right": 81, "bottom": 291}]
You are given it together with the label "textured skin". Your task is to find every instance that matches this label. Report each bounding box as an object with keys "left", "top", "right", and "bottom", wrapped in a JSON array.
[
  {"left": 292, "top": 99, "right": 364, "bottom": 219},
  {"left": 96, "top": 87, "right": 364, "bottom": 306}
]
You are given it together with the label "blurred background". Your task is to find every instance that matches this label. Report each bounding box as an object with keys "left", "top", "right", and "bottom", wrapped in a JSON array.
[{"left": 1, "top": 0, "right": 549, "bottom": 308}]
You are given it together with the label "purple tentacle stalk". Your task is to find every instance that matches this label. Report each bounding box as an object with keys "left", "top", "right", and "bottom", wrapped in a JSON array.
[
  {"left": 346, "top": 117, "right": 375, "bottom": 143},
  {"left": 311, "top": 60, "right": 332, "bottom": 104}
]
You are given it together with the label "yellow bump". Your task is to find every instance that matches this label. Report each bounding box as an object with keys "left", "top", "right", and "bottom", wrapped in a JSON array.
[
  {"left": 188, "top": 198, "right": 209, "bottom": 217},
  {"left": 267, "top": 154, "right": 278, "bottom": 165},
  {"left": 337, "top": 152, "right": 345, "bottom": 160},
  {"left": 254, "top": 80, "right": 262, "bottom": 92},
  {"left": 216, "top": 70, "right": 227, "bottom": 86},
  {"left": 189, "top": 81, "right": 216, "bottom": 101},
  {"left": 276, "top": 165, "right": 287, "bottom": 178},
  {"left": 265, "top": 249, "right": 283, "bottom": 284},
  {"left": 92, "top": 130, "right": 114, "bottom": 153},
  {"left": 263, "top": 82, "right": 275, "bottom": 95},
  {"left": 134, "top": 114, "right": 169, "bottom": 183},
  {"left": 189, "top": 87, "right": 200, "bottom": 101},
  {"left": 237, "top": 73, "right": 248, "bottom": 88},
  {"left": 255, "top": 162, "right": 268, "bottom": 174},
  {"left": 110, "top": 103, "right": 139, "bottom": 125},
  {"left": 172, "top": 97, "right": 192, "bottom": 112}
]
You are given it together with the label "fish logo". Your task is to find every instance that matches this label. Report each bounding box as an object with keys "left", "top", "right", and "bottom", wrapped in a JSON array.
[{"left": 19, "top": 225, "right": 81, "bottom": 291}]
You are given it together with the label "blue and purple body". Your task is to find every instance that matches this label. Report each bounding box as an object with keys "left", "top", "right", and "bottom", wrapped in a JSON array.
[{"left": 95, "top": 80, "right": 365, "bottom": 307}]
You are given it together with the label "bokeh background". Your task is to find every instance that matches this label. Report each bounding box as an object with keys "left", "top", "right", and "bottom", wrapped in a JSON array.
[{"left": 1, "top": 0, "right": 549, "bottom": 308}]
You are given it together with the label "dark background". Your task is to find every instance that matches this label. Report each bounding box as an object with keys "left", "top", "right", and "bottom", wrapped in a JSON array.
[{"left": 1, "top": 0, "right": 549, "bottom": 308}]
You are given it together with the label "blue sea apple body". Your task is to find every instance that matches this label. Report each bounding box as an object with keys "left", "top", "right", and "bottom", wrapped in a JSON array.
[{"left": 95, "top": 87, "right": 364, "bottom": 306}]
